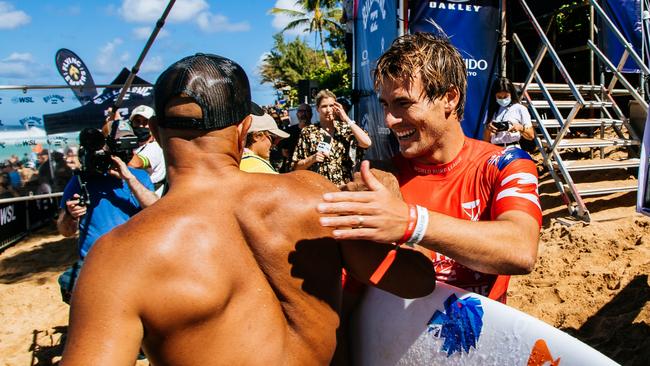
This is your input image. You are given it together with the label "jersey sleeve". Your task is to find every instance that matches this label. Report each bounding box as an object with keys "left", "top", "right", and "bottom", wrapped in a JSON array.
[{"left": 489, "top": 148, "right": 542, "bottom": 226}]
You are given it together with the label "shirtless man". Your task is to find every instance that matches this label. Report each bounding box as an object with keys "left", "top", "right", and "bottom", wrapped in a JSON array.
[{"left": 60, "top": 54, "right": 435, "bottom": 366}]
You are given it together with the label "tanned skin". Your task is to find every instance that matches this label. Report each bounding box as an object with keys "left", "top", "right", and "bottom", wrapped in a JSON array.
[{"left": 60, "top": 96, "right": 435, "bottom": 366}]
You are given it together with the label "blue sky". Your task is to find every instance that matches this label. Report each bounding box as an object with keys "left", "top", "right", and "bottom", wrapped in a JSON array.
[{"left": 0, "top": 0, "right": 311, "bottom": 107}]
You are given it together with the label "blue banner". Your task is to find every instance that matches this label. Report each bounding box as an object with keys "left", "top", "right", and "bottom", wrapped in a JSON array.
[
  {"left": 599, "top": 0, "right": 642, "bottom": 73},
  {"left": 409, "top": 0, "right": 500, "bottom": 138},
  {"left": 354, "top": 0, "right": 400, "bottom": 161},
  {"left": 638, "top": 111, "right": 650, "bottom": 216}
]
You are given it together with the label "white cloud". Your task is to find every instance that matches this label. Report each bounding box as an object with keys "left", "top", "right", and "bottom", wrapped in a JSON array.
[
  {"left": 119, "top": 0, "right": 249, "bottom": 34},
  {"left": 119, "top": 0, "right": 208, "bottom": 23},
  {"left": 196, "top": 12, "right": 250, "bottom": 33},
  {"left": 140, "top": 55, "right": 164, "bottom": 73},
  {"left": 95, "top": 38, "right": 130, "bottom": 75},
  {"left": 0, "top": 2, "right": 31, "bottom": 29},
  {"left": 271, "top": 0, "right": 308, "bottom": 36},
  {"left": 0, "top": 52, "right": 41, "bottom": 78},
  {"left": 132, "top": 26, "right": 169, "bottom": 40}
]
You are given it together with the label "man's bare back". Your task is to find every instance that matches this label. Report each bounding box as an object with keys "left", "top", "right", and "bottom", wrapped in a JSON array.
[{"left": 61, "top": 54, "right": 435, "bottom": 366}]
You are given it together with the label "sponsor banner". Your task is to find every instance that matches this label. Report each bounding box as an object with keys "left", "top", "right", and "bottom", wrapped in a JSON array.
[
  {"left": 409, "top": 0, "right": 500, "bottom": 138},
  {"left": 354, "top": 0, "right": 399, "bottom": 161},
  {"left": 55, "top": 48, "right": 98, "bottom": 105},
  {"left": 0, "top": 200, "right": 27, "bottom": 250},
  {"left": 599, "top": 0, "right": 643, "bottom": 73}
]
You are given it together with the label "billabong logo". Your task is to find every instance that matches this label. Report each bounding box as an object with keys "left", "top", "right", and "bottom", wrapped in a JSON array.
[
  {"left": 43, "top": 94, "right": 65, "bottom": 104},
  {"left": 47, "top": 137, "right": 68, "bottom": 146},
  {"left": 61, "top": 56, "right": 88, "bottom": 86},
  {"left": 428, "top": 293, "right": 484, "bottom": 356},
  {"left": 12, "top": 96, "right": 35, "bottom": 104},
  {"left": 19, "top": 116, "right": 42, "bottom": 127},
  {"left": 361, "top": 0, "right": 386, "bottom": 31}
]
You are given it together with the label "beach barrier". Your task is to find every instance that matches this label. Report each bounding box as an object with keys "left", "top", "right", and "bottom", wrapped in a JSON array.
[{"left": 0, "top": 193, "right": 61, "bottom": 251}]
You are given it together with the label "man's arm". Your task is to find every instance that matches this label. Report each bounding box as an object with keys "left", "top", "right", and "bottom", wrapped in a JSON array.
[
  {"left": 109, "top": 156, "right": 158, "bottom": 208},
  {"left": 61, "top": 236, "right": 144, "bottom": 365},
  {"left": 318, "top": 161, "right": 540, "bottom": 275}
]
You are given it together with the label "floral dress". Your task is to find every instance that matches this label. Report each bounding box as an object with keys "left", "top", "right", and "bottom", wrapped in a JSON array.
[{"left": 291, "top": 121, "right": 359, "bottom": 185}]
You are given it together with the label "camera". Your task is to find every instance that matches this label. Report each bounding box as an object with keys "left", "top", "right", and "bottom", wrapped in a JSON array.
[
  {"left": 78, "top": 120, "right": 139, "bottom": 176},
  {"left": 492, "top": 121, "right": 511, "bottom": 132}
]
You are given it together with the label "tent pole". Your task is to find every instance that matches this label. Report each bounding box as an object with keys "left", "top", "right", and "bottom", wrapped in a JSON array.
[{"left": 500, "top": 0, "right": 507, "bottom": 78}]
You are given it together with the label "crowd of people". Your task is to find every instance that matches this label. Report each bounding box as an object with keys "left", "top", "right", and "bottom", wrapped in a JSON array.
[{"left": 31, "top": 33, "right": 543, "bottom": 365}]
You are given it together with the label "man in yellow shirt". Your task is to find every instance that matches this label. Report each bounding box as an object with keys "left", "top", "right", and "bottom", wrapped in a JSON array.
[{"left": 240, "top": 113, "right": 289, "bottom": 174}]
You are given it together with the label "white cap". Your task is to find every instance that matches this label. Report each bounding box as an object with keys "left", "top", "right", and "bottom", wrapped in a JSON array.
[
  {"left": 249, "top": 113, "right": 289, "bottom": 138},
  {"left": 129, "top": 105, "right": 155, "bottom": 121}
]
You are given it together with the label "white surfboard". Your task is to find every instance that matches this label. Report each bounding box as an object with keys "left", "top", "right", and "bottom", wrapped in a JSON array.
[{"left": 352, "top": 282, "right": 619, "bottom": 365}]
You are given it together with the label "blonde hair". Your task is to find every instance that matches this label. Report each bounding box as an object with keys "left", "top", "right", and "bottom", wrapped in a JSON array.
[
  {"left": 374, "top": 33, "right": 467, "bottom": 120},
  {"left": 315, "top": 89, "right": 336, "bottom": 107}
]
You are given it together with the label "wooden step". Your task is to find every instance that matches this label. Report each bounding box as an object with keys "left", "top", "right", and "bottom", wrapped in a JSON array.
[
  {"left": 537, "top": 118, "right": 623, "bottom": 128},
  {"left": 526, "top": 100, "right": 613, "bottom": 109},
  {"left": 553, "top": 158, "right": 640, "bottom": 172},
  {"left": 515, "top": 82, "right": 630, "bottom": 96},
  {"left": 566, "top": 179, "right": 638, "bottom": 196},
  {"left": 544, "top": 137, "right": 639, "bottom": 148}
]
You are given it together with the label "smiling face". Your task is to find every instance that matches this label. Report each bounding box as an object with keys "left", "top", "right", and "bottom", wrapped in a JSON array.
[{"left": 379, "top": 75, "right": 458, "bottom": 164}]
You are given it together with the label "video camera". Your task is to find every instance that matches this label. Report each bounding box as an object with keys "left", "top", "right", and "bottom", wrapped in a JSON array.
[
  {"left": 492, "top": 120, "right": 511, "bottom": 132},
  {"left": 78, "top": 120, "right": 139, "bottom": 176}
]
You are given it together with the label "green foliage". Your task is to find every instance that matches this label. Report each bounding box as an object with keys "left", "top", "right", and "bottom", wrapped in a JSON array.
[
  {"left": 259, "top": 34, "right": 321, "bottom": 90},
  {"left": 308, "top": 49, "right": 351, "bottom": 97}
]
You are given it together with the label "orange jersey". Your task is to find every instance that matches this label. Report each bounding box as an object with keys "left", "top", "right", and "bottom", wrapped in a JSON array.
[{"left": 394, "top": 137, "right": 542, "bottom": 300}]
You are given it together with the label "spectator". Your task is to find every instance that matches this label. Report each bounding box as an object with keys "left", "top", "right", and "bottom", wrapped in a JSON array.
[
  {"left": 60, "top": 53, "right": 434, "bottom": 365},
  {"left": 36, "top": 149, "right": 53, "bottom": 194},
  {"left": 292, "top": 89, "right": 372, "bottom": 185},
  {"left": 65, "top": 146, "right": 81, "bottom": 170},
  {"left": 127, "top": 105, "right": 166, "bottom": 197},
  {"left": 240, "top": 113, "right": 289, "bottom": 174},
  {"left": 483, "top": 77, "right": 535, "bottom": 148},
  {"left": 52, "top": 150, "right": 72, "bottom": 192},
  {"left": 277, "top": 103, "right": 313, "bottom": 173},
  {"left": 317, "top": 33, "right": 542, "bottom": 303},
  {"left": 56, "top": 120, "right": 158, "bottom": 303}
]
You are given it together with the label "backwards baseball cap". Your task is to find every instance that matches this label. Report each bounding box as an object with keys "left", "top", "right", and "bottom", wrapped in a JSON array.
[
  {"left": 130, "top": 105, "right": 155, "bottom": 121},
  {"left": 154, "top": 53, "right": 263, "bottom": 130},
  {"left": 249, "top": 113, "right": 290, "bottom": 139}
]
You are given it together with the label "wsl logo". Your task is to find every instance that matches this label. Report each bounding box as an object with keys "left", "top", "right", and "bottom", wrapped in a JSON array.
[
  {"left": 61, "top": 56, "right": 88, "bottom": 86},
  {"left": 43, "top": 94, "right": 65, "bottom": 104},
  {"left": 361, "top": 0, "right": 386, "bottom": 32},
  {"left": 19, "top": 116, "right": 42, "bottom": 127},
  {"left": 429, "top": 1, "right": 481, "bottom": 13},
  {"left": 12, "top": 96, "right": 35, "bottom": 104}
]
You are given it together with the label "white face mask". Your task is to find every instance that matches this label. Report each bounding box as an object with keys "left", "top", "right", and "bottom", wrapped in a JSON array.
[{"left": 496, "top": 97, "right": 511, "bottom": 107}]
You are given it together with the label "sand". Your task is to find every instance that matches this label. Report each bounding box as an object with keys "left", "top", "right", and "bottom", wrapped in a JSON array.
[{"left": 0, "top": 170, "right": 648, "bottom": 365}]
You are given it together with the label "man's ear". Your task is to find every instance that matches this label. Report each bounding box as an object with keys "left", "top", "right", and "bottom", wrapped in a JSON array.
[
  {"left": 444, "top": 86, "right": 460, "bottom": 113},
  {"left": 237, "top": 115, "right": 253, "bottom": 150},
  {"left": 149, "top": 116, "right": 161, "bottom": 142}
]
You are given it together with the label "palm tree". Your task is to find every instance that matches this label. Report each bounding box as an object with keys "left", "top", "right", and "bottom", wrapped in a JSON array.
[{"left": 269, "top": 0, "right": 343, "bottom": 69}]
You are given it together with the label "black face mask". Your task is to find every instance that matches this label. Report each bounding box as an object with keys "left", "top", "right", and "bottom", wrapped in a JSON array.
[{"left": 133, "top": 127, "right": 151, "bottom": 143}]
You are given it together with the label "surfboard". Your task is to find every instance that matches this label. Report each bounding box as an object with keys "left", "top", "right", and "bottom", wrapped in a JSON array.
[{"left": 352, "top": 282, "right": 619, "bottom": 365}]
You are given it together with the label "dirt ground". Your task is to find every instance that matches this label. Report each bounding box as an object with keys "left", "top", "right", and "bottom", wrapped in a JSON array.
[{"left": 0, "top": 171, "right": 648, "bottom": 365}]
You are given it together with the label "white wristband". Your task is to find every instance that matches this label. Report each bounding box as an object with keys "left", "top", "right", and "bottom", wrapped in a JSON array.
[
  {"left": 348, "top": 120, "right": 356, "bottom": 125},
  {"left": 406, "top": 205, "right": 429, "bottom": 246}
]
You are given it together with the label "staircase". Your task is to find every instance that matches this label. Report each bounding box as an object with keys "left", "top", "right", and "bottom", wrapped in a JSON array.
[{"left": 513, "top": 0, "right": 648, "bottom": 221}]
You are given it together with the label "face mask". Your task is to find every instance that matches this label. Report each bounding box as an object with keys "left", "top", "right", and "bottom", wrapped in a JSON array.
[{"left": 496, "top": 97, "right": 511, "bottom": 107}]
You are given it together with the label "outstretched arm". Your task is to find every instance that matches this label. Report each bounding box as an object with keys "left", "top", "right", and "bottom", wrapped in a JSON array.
[{"left": 319, "top": 161, "right": 540, "bottom": 275}]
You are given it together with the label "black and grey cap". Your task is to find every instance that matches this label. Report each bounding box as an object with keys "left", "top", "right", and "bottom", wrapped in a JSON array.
[{"left": 154, "top": 53, "right": 263, "bottom": 130}]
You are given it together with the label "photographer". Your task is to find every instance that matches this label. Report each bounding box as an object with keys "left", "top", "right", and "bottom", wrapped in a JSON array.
[
  {"left": 483, "top": 77, "right": 535, "bottom": 148},
  {"left": 56, "top": 118, "right": 157, "bottom": 302}
]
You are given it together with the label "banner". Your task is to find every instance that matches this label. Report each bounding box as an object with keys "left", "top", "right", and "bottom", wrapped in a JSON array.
[
  {"left": 599, "top": 0, "right": 642, "bottom": 73},
  {"left": 0, "top": 200, "right": 27, "bottom": 250},
  {"left": 354, "top": 0, "right": 400, "bottom": 161},
  {"left": 409, "top": 0, "right": 500, "bottom": 138},
  {"left": 55, "top": 48, "right": 98, "bottom": 105}
]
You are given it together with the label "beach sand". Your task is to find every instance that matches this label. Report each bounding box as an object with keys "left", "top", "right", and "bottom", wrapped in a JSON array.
[{"left": 0, "top": 171, "right": 648, "bottom": 365}]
